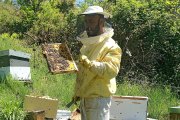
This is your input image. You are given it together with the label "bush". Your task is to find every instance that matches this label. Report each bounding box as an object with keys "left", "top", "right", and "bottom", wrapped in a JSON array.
[
  {"left": 23, "top": 0, "right": 81, "bottom": 58},
  {"left": 0, "top": 3, "right": 21, "bottom": 34},
  {"left": 112, "top": 0, "right": 179, "bottom": 86},
  {"left": 27, "top": 1, "right": 65, "bottom": 44}
]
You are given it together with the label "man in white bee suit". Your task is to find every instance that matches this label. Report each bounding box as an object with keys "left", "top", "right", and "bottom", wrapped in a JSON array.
[{"left": 73, "top": 5, "right": 122, "bottom": 120}]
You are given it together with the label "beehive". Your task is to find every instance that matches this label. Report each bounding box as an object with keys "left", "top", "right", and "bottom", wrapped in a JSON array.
[
  {"left": 110, "top": 96, "right": 148, "bottom": 120},
  {"left": 0, "top": 49, "right": 31, "bottom": 80},
  {"left": 169, "top": 106, "right": 180, "bottom": 120},
  {"left": 42, "top": 43, "right": 78, "bottom": 74}
]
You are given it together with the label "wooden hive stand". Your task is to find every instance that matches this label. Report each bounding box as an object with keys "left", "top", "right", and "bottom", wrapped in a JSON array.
[{"left": 25, "top": 110, "right": 45, "bottom": 120}]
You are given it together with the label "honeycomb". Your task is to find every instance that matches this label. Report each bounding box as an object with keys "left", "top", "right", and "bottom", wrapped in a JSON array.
[{"left": 42, "top": 43, "right": 78, "bottom": 74}]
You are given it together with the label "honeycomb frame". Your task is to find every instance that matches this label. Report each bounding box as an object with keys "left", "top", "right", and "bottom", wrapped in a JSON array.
[{"left": 42, "top": 43, "right": 78, "bottom": 74}]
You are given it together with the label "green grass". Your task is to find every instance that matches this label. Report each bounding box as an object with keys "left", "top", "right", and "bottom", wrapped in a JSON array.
[
  {"left": 0, "top": 76, "right": 29, "bottom": 120},
  {"left": 0, "top": 33, "right": 179, "bottom": 119}
]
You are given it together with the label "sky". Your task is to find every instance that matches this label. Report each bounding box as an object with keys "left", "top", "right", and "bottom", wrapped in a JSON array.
[{"left": 75, "top": 0, "right": 85, "bottom": 5}]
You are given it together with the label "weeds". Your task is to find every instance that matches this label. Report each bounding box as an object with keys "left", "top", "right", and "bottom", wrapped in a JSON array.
[{"left": 0, "top": 77, "right": 29, "bottom": 120}]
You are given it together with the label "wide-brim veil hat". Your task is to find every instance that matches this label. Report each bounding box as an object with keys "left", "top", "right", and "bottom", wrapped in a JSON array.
[{"left": 80, "top": 6, "right": 112, "bottom": 18}]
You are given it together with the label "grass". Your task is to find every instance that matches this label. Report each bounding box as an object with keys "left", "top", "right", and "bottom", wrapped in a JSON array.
[
  {"left": 0, "top": 77, "right": 29, "bottom": 120},
  {"left": 0, "top": 33, "right": 179, "bottom": 119}
]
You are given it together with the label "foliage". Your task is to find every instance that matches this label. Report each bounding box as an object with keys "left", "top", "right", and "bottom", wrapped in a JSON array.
[
  {"left": 17, "top": 0, "right": 42, "bottom": 12},
  {"left": 27, "top": 1, "right": 65, "bottom": 44},
  {"left": 21, "top": 0, "right": 82, "bottom": 57},
  {"left": 111, "top": 0, "right": 180, "bottom": 86},
  {"left": 56, "top": 0, "right": 75, "bottom": 13},
  {"left": 18, "top": 6, "right": 37, "bottom": 33},
  {"left": 0, "top": 3, "right": 21, "bottom": 34}
]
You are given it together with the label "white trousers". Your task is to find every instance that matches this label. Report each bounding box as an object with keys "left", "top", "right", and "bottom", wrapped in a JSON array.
[{"left": 80, "top": 97, "right": 111, "bottom": 120}]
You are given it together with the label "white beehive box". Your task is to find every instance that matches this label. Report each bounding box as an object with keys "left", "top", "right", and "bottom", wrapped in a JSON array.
[
  {"left": 110, "top": 95, "right": 148, "bottom": 120},
  {"left": 0, "top": 49, "right": 31, "bottom": 80}
]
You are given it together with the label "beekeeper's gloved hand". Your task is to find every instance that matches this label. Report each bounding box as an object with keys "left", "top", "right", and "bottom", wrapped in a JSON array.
[
  {"left": 79, "top": 55, "right": 92, "bottom": 68},
  {"left": 72, "top": 96, "right": 80, "bottom": 102}
]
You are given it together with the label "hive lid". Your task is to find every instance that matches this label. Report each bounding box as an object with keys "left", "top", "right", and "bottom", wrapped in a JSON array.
[
  {"left": 0, "top": 49, "right": 30, "bottom": 59},
  {"left": 169, "top": 106, "right": 180, "bottom": 113},
  {"left": 113, "top": 95, "right": 148, "bottom": 100}
]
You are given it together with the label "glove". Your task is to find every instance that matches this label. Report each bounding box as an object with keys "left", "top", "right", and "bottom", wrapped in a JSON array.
[
  {"left": 73, "top": 96, "right": 80, "bottom": 102},
  {"left": 79, "top": 55, "right": 92, "bottom": 68}
]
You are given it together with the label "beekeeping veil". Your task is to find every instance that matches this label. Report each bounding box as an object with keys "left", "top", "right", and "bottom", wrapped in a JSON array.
[{"left": 76, "top": 6, "right": 113, "bottom": 36}]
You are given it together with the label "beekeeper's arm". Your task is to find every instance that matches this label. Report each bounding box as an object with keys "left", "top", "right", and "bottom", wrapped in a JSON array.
[{"left": 80, "top": 46, "right": 122, "bottom": 79}]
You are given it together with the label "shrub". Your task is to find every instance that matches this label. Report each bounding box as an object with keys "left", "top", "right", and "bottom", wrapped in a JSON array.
[
  {"left": 27, "top": 1, "right": 65, "bottom": 44},
  {"left": 0, "top": 3, "right": 21, "bottom": 34},
  {"left": 112, "top": 0, "right": 179, "bottom": 86}
]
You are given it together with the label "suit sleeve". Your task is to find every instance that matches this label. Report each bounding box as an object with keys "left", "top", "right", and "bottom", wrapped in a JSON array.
[{"left": 90, "top": 45, "right": 122, "bottom": 79}]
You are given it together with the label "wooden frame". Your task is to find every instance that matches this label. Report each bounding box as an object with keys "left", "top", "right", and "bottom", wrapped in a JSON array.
[{"left": 42, "top": 43, "right": 78, "bottom": 74}]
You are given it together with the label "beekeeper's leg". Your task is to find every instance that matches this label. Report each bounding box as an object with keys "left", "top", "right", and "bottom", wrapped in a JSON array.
[{"left": 80, "top": 97, "right": 111, "bottom": 120}]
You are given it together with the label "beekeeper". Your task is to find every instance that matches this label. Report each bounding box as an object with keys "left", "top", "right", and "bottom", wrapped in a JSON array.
[{"left": 73, "top": 5, "right": 122, "bottom": 120}]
